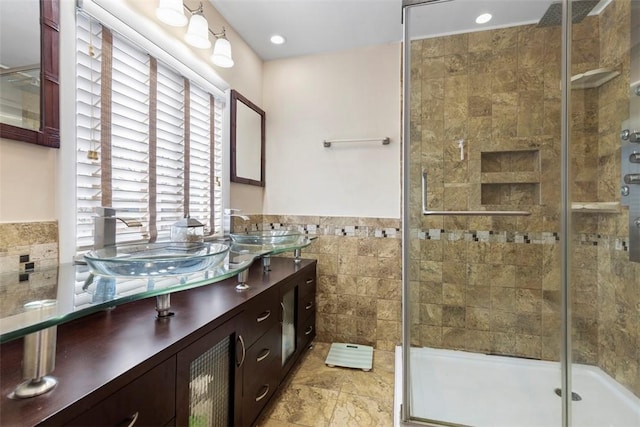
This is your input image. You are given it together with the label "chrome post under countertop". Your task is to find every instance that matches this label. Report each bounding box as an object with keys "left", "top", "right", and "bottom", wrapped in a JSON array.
[
  {"left": 11, "top": 300, "right": 58, "bottom": 398},
  {"left": 236, "top": 269, "right": 249, "bottom": 291},
  {"left": 155, "top": 294, "right": 173, "bottom": 318}
]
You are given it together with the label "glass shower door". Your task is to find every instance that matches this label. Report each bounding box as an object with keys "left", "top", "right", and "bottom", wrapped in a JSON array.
[
  {"left": 402, "top": 1, "right": 565, "bottom": 425},
  {"left": 569, "top": 1, "right": 640, "bottom": 426}
]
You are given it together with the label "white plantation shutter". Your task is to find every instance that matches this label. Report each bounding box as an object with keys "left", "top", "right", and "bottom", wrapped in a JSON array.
[
  {"left": 212, "top": 97, "right": 224, "bottom": 235},
  {"left": 156, "top": 63, "right": 185, "bottom": 240},
  {"left": 76, "top": 14, "right": 102, "bottom": 249},
  {"left": 75, "top": 12, "right": 226, "bottom": 251},
  {"left": 189, "top": 84, "right": 212, "bottom": 232},
  {"left": 110, "top": 32, "right": 151, "bottom": 243}
]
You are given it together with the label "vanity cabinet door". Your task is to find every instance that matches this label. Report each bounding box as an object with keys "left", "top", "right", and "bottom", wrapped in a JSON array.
[
  {"left": 279, "top": 263, "right": 317, "bottom": 380},
  {"left": 176, "top": 314, "right": 244, "bottom": 427},
  {"left": 65, "top": 357, "right": 176, "bottom": 427}
]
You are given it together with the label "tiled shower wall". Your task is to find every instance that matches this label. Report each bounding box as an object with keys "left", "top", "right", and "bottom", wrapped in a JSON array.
[
  {"left": 409, "top": 20, "right": 568, "bottom": 361},
  {"left": 409, "top": 0, "right": 638, "bottom": 398},
  {"left": 593, "top": 0, "right": 639, "bottom": 397}
]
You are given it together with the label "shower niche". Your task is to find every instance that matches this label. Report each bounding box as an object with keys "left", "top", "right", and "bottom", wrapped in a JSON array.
[{"left": 479, "top": 149, "right": 541, "bottom": 206}]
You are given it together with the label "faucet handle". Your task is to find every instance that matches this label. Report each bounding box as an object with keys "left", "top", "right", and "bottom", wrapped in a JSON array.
[
  {"left": 95, "top": 207, "right": 116, "bottom": 217},
  {"left": 95, "top": 207, "right": 143, "bottom": 216}
]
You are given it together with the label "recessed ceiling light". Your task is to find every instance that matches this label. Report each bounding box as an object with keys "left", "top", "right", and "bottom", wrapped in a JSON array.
[
  {"left": 270, "top": 35, "right": 286, "bottom": 45},
  {"left": 475, "top": 13, "right": 492, "bottom": 24}
]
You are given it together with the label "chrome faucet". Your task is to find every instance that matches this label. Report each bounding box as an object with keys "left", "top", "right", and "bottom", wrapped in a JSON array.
[
  {"left": 224, "top": 208, "right": 250, "bottom": 236},
  {"left": 94, "top": 207, "right": 142, "bottom": 249}
]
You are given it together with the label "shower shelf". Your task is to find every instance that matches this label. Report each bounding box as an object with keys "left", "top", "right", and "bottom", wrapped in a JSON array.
[
  {"left": 571, "top": 201, "right": 621, "bottom": 213},
  {"left": 480, "top": 172, "right": 540, "bottom": 184},
  {"left": 571, "top": 68, "right": 620, "bottom": 89}
]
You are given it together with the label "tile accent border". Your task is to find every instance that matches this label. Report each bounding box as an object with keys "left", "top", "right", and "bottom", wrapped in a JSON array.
[
  {"left": 413, "top": 228, "right": 628, "bottom": 252},
  {"left": 0, "top": 222, "right": 59, "bottom": 274}
]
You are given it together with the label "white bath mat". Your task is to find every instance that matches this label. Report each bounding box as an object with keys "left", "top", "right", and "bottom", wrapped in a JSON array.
[{"left": 325, "top": 343, "right": 373, "bottom": 372}]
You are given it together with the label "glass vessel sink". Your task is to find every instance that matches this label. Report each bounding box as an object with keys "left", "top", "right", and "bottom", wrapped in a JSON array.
[
  {"left": 229, "top": 230, "right": 302, "bottom": 245},
  {"left": 84, "top": 242, "right": 229, "bottom": 277}
]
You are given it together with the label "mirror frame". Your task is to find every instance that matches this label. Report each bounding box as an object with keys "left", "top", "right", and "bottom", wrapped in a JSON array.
[
  {"left": 230, "top": 89, "right": 265, "bottom": 187},
  {"left": 0, "top": 0, "right": 60, "bottom": 148}
]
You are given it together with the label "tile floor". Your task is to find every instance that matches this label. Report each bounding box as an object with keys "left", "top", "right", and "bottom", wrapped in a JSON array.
[{"left": 257, "top": 342, "right": 396, "bottom": 427}]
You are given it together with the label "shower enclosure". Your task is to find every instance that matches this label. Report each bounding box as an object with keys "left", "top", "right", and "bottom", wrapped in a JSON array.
[{"left": 400, "top": 0, "right": 640, "bottom": 426}]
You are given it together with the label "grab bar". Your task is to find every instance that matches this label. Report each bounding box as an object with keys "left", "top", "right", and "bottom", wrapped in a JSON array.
[
  {"left": 421, "top": 170, "right": 531, "bottom": 217},
  {"left": 323, "top": 137, "right": 390, "bottom": 148}
]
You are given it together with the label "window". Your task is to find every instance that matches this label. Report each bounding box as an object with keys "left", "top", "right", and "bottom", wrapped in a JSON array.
[{"left": 76, "top": 13, "right": 224, "bottom": 252}]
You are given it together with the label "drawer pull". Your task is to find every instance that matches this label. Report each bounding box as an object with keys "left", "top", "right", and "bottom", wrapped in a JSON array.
[
  {"left": 304, "top": 325, "right": 313, "bottom": 335},
  {"left": 255, "top": 384, "right": 270, "bottom": 402},
  {"left": 305, "top": 301, "right": 314, "bottom": 310},
  {"left": 305, "top": 278, "right": 314, "bottom": 285},
  {"left": 256, "top": 348, "right": 271, "bottom": 362},
  {"left": 256, "top": 310, "right": 271, "bottom": 323},
  {"left": 118, "top": 411, "right": 139, "bottom": 427}
]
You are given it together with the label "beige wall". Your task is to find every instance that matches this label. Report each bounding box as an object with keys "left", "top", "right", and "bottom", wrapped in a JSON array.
[
  {"left": 0, "top": 0, "right": 265, "bottom": 223},
  {"left": 262, "top": 43, "right": 402, "bottom": 218},
  {"left": 0, "top": 138, "right": 57, "bottom": 221}
]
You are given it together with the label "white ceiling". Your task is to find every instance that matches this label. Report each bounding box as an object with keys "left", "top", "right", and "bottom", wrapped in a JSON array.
[{"left": 209, "top": 0, "right": 610, "bottom": 61}]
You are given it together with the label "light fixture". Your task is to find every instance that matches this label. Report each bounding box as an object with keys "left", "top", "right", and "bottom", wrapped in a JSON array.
[
  {"left": 184, "top": 3, "right": 211, "bottom": 49},
  {"left": 156, "top": 0, "right": 187, "bottom": 27},
  {"left": 211, "top": 28, "right": 234, "bottom": 68},
  {"left": 475, "top": 13, "right": 492, "bottom": 24},
  {"left": 155, "top": 1, "right": 234, "bottom": 67},
  {"left": 270, "top": 34, "right": 286, "bottom": 45}
]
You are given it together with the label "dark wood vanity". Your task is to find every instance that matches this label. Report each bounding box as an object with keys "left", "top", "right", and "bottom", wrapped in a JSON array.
[{"left": 0, "top": 257, "right": 317, "bottom": 427}]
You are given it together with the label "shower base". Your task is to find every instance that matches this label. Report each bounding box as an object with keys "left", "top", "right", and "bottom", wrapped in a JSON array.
[{"left": 394, "top": 347, "right": 640, "bottom": 427}]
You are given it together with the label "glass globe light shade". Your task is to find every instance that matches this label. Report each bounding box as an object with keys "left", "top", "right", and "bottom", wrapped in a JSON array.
[
  {"left": 156, "top": 0, "right": 187, "bottom": 27},
  {"left": 185, "top": 13, "right": 211, "bottom": 49},
  {"left": 212, "top": 37, "right": 234, "bottom": 68}
]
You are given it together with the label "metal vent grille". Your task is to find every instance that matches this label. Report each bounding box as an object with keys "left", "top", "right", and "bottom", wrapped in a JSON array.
[
  {"left": 537, "top": 0, "right": 599, "bottom": 27},
  {"left": 189, "top": 336, "right": 231, "bottom": 427}
]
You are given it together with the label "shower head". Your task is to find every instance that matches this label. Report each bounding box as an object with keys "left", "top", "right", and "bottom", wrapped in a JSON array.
[{"left": 537, "top": 0, "right": 600, "bottom": 27}]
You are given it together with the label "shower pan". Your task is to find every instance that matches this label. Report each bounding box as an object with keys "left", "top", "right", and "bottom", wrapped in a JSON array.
[{"left": 399, "top": 0, "right": 640, "bottom": 426}]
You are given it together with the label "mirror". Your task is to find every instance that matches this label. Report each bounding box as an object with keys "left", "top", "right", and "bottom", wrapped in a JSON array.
[
  {"left": 0, "top": 0, "right": 60, "bottom": 148},
  {"left": 230, "top": 89, "right": 265, "bottom": 186}
]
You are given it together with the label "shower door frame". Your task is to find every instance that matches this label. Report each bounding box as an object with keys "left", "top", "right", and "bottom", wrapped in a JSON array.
[{"left": 399, "top": 0, "right": 574, "bottom": 425}]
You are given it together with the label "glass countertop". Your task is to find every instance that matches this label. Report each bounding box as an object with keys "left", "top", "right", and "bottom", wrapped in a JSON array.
[{"left": 0, "top": 237, "right": 314, "bottom": 343}]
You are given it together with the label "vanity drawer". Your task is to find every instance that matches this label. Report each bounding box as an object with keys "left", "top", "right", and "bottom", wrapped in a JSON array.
[
  {"left": 298, "top": 310, "right": 316, "bottom": 350},
  {"left": 242, "top": 358, "right": 280, "bottom": 427},
  {"left": 244, "top": 323, "right": 281, "bottom": 391},
  {"left": 299, "top": 289, "right": 315, "bottom": 320},
  {"left": 242, "top": 289, "right": 278, "bottom": 347},
  {"left": 298, "top": 273, "right": 316, "bottom": 301},
  {"left": 65, "top": 357, "right": 176, "bottom": 427}
]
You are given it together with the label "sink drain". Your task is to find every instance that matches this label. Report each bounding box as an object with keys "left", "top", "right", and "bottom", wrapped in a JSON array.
[{"left": 554, "top": 388, "right": 582, "bottom": 401}]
